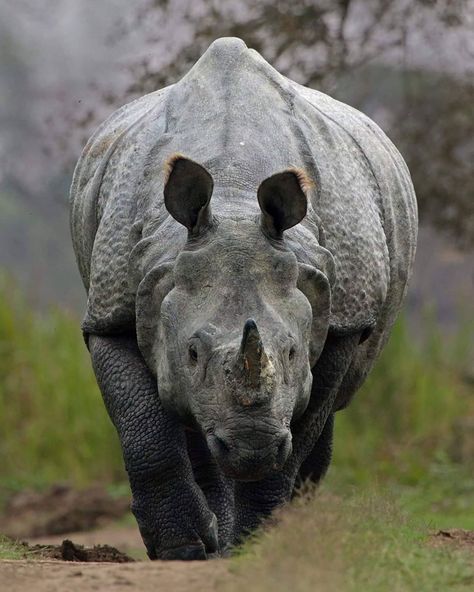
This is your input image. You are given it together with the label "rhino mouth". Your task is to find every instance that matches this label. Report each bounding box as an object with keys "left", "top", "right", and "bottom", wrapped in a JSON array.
[{"left": 206, "top": 429, "right": 292, "bottom": 482}]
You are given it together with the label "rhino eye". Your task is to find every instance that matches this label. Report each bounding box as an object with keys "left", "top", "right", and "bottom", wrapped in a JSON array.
[
  {"left": 189, "top": 344, "right": 198, "bottom": 363},
  {"left": 289, "top": 345, "right": 296, "bottom": 361}
]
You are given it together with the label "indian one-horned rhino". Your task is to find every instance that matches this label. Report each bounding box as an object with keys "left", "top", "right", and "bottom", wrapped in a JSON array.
[{"left": 70, "top": 37, "right": 417, "bottom": 560}]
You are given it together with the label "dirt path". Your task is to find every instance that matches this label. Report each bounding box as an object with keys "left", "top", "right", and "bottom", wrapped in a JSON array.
[
  {"left": 0, "top": 558, "right": 230, "bottom": 592},
  {"left": 0, "top": 486, "right": 234, "bottom": 591},
  {"left": 3, "top": 524, "right": 474, "bottom": 591},
  {"left": 1, "top": 524, "right": 231, "bottom": 591}
]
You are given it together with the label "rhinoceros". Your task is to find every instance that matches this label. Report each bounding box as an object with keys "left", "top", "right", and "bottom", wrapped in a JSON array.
[{"left": 70, "top": 37, "right": 417, "bottom": 559}]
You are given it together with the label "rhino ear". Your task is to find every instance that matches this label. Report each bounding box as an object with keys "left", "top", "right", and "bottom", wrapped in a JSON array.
[
  {"left": 257, "top": 168, "right": 312, "bottom": 238},
  {"left": 164, "top": 154, "right": 214, "bottom": 234}
]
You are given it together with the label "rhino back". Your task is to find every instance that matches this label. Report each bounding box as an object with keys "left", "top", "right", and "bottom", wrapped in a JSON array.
[{"left": 70, "top": 37, "right": 416, "bottom": 339}]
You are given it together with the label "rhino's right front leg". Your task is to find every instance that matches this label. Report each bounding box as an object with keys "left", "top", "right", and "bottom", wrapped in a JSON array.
[{"left": 88, "top": 334, "right": 218, "bottom": 560}]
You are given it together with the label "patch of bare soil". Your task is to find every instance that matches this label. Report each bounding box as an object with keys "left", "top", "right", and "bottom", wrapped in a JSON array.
[
  {"left": 430, "top": 529, "right": 474, "bottom": 552},
  {"left": 20, "top": 539, "right": 134, "bottom": 562},
  {"left": 0, "top": 484, "right": 130, "bottom": 538},
  {"left": 31, "top": 523, "right": 145, "bottom": 559}
]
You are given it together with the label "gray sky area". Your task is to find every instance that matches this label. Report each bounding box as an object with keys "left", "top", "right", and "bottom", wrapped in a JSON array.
[{"left": 1, "top": 0, "right": 472, "bottom": 186}]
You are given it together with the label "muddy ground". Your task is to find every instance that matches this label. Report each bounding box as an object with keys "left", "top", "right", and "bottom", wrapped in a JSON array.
[{"left": 1, "top": 485, "right": 474, "bottom": 591}]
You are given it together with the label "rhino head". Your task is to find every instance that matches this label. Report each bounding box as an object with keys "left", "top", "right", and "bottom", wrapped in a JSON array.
[{"left": 137, "top": 155, "right": 333, "bottom": 481}]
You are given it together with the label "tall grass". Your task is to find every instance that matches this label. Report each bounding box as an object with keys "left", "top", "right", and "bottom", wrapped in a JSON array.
[
  {"left": 332, "top": 314, "right": 473, "bottom": 484},
  {"left": 0, "top": 276, "right": 124, "bottom": 491},
  {"left": 329, "top": 312, "right": 474, "bottom": 529}
]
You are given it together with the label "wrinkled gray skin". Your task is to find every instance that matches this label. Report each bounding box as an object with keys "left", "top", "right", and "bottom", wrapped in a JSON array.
[{"left": 70, "top": 38, "right": 417, "bottom": 560}]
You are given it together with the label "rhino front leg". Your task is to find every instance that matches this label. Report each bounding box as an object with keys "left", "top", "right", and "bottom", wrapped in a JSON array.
[
  {"left": 89, "top": 334, "right": 219, "bottom": 560},
  {"left": 232, "top": 333, "right": 360, "bottom": 543},
  {"left": 185, "top": 430, "right": 235, "bottom": 554}
]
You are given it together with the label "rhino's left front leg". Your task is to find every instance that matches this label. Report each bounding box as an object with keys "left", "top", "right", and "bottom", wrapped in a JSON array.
[
  {"left": 89, "top": 334, "right": 219, "bottom": 560},
  {"left": 233, "top": 332, "right": 360, "bottom": 542}
]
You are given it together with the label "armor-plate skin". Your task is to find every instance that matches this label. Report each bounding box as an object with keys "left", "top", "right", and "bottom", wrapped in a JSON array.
[{"left": 70, "top": 38, "right": 417, "bottom": 559}]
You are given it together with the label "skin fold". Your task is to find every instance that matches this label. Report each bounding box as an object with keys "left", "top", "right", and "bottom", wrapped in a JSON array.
[{"left": 70, "top": 38, "right": 417, "bottom": 559}]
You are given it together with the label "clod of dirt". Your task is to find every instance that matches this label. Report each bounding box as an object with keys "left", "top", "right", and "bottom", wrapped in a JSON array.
[
  {"left": 0, "top": 484, "right": 130, "bottom": 538},
  {"left": 430, "top": 529, "right": 474, "bottom": 551},
  {"left": 23, "top": 539, "right": 134, "bottom": 563}
]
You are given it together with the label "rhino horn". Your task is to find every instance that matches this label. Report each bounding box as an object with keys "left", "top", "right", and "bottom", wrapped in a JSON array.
[{"left": 240, "top": 319, "right": 266, "bottom": 389}]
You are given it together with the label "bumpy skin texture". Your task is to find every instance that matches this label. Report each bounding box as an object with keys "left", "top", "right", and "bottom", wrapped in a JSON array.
[
  {"left": 70, "top": 38, "right": 417, "bottom": 559},
  {"left": 88, "top": 334, "right": 220, "bottom": 559}
]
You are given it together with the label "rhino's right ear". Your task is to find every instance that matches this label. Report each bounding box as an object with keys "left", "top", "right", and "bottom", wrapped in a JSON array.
[{"left": 164, "top": 154, "right": 214, "bottom": 235}]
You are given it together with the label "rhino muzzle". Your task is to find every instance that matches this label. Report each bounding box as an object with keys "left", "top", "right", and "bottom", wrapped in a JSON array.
[{"left": 207, "top": 426, "right": 292, "bottom": 481}]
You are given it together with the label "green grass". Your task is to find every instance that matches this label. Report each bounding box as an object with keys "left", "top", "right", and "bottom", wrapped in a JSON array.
[
  {"left": 328, "top": 312, "right": 474, "bottom": 526},
  {"left": 0, "top": 536, "right": 29, "bottom": 560},
  {"left": 225, "top": 487, "right": 474, "bottom": 592},
  {"left": 333, "top": 314, "right": 473, "bottom": 480},
  {"left": 0, "top": 275, "right": 124, "bottom": 496}
]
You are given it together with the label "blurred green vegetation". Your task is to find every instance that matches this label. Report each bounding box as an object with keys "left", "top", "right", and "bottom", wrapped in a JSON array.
[
  {"left": 0, "top": 275, "right": 473, "bottom": 529},
  {"left": 329, "top": 310, "right": 474, "bottom": 527},
  {"left": 0, "top": 275, "right": 124, "bottom": 493},
  {"left": 0, "top": 535, "right": 29, "bottom": 560}
]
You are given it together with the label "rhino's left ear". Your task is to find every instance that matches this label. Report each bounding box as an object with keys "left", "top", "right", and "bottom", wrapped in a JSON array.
[
  {"left": 257, "top": 168, "right": 313, "bottom": 238},
  {"left": 164, "top": 154, "right": 214, "bottom": 235}
]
